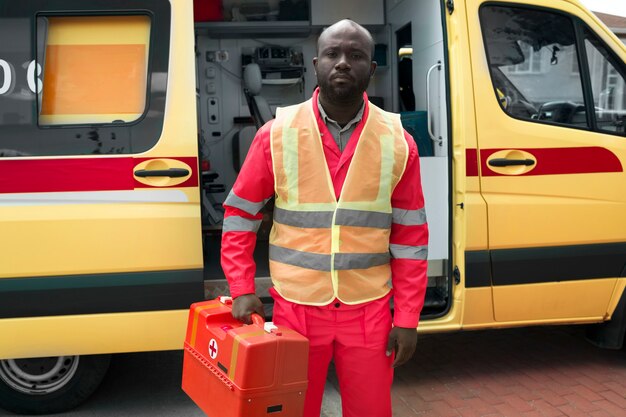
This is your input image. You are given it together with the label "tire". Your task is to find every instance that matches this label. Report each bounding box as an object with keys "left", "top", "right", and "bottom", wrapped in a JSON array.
[{"left": 0, "top": 354, "right": 111, "bottom": 415}]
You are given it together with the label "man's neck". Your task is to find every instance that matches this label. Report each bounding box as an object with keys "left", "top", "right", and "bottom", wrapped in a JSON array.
[{"left": 318, "top": 93, "right": 364, "bottom": 127}]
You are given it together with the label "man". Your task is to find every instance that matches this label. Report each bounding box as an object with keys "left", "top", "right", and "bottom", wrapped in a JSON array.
[{"left": 221, "top": 19, "right": 428, "bottom": 417}]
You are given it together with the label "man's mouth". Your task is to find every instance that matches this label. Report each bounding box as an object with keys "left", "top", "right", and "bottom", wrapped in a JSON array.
[{"left": 332, "top": 73, "right": 352, "bottom": 81}]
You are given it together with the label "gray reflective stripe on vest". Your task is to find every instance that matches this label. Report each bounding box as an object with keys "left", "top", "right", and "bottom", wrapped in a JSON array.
[
  {"left": 269, "top": 245, "right": 391, "bottom": 271},
  {"left": 389, "top": 244, "right": 428, "bottom": 260},
  {"left": 273, "top": 207, "right": 333, "bottom": 228},
  {"left": 269, "top": 244, "right": 332, "bottom": 271},
  {"left": 392, "top": 208, "right": 427, "bottom": 226},
  {"left": 335, "top": 208, "right": 392, "bottom": 228},
  {"left": 224, "top": 189, "right": 268, "bottom": 215},
  {"left": 222, "top": 216, "right": 262, "bottom": 233},
  {"left": 334, "top": 252, "right": 390, "bottom": 270}
]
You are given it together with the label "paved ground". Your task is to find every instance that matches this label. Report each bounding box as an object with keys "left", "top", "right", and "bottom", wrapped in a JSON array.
[
  {"left": 7, "top": 325, "right": 624, "bottom": 417},
  {"left": 386, "top": 325, "right": 626, "bottom": 417}
]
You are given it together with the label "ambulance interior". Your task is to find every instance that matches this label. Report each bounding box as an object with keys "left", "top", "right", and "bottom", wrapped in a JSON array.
[{"left": 195, "top": 0, "right": 451, "bottom": 319}]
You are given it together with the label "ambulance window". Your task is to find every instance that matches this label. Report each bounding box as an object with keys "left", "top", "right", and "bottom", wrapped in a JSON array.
[
  {"left": 581, "top": 28, "right": 626, "bottom": 136},
  {"left": 480, "top": 5, "right": 588, "bottom": 129},
  {"left": 37, "top": 16, "right": 150, "bottom": 126},
  {"left": 0, "top": 0, "right": 170, "bottom": 158}
]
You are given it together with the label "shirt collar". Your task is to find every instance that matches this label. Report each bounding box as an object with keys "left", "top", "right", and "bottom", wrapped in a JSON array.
[{"left": 317, "top": 95, "right": 366, "bottom": 132}]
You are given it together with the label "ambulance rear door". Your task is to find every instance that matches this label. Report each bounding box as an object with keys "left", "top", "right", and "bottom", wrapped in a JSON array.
[
  {"left": 465, "top": 0, "right": 626, "bottom": 323},
  {"left": 0, "top": 0, "right": 203, "bottom": 346}
]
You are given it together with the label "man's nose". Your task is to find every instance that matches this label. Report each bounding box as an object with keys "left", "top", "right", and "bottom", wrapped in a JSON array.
[{"left": 335, "top": 54, "right": 351, "bottom": 70}]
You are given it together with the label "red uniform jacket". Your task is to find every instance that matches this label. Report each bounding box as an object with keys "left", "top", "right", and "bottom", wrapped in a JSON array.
[{"left": 221, "top": 89, "right": 429, "bottom": 328}]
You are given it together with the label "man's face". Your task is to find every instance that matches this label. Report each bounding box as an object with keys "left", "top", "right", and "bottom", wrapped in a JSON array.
[{"left": 313, "top": 23, "right": 376, "bottom": 104}]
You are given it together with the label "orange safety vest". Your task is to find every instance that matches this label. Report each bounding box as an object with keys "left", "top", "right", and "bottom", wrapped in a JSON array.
[{"left": 269, "top": 99, "right": 409, "bottom": 305}]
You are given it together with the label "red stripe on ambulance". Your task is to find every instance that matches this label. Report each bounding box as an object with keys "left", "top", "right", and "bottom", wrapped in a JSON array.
[
  {"left": 0, "top": 157, "right": 198, "bottom": 194},
  {"left": 465, "top": 147, "right": 622, "bottom": 177}
]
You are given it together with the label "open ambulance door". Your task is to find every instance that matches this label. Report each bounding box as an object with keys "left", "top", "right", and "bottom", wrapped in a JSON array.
[
  {"left": 0, "top": 0, "right": 202, "bottom": 413},
  {"left": 466, "top": 0, "right": 626, "bottom": 324}
]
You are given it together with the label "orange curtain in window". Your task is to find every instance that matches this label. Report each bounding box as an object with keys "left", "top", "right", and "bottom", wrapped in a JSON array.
[{"left": 40, "top": 16, "right": 150, "bottom": 125}]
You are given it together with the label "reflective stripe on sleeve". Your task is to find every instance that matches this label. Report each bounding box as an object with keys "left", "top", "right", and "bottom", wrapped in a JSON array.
[
  {"left": 392, "top": 207, "right": 427, "bottom": 226},
  {"left": 389, "top": 244, "right": 428, "bottom": 260},
  {"left": 222, "top": 216, "right": 262, "bottom": 233},
  {"left": 335, "top": 208, "right": 392, "bottom": 228},
  {"left": 269, "top": 244, "right": 332, "bottom": 271},
  {"left": 334, "top": 252, "right": 390, "bottom": 270},
  {"left": 273, "top": 207, "right": 334, "bottom": 228},
  {"left": 224, "top": 189, "right": 268, "bottom": 215}
]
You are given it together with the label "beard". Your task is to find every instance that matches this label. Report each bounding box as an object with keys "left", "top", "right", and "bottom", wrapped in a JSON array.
[{"left": 317, "top": 74, "right": 370, "bottom": 104}]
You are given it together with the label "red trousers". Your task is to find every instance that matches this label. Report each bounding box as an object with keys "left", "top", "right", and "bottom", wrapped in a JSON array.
[{"left": 270, "top": 289, "right": 394, "bottom": 417}]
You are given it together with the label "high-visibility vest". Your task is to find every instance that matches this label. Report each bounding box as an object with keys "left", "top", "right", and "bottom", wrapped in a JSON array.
[{"left": 269, "top": 99, "right": 409, "bottom": 305}]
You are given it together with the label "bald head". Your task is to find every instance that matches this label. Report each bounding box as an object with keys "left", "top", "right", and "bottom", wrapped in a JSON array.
[
  {"left": 317, "top": 19, "right": 375, "bottom": 59},
  {"left": 313, "top": 18, "right": 377, "bottom": 107}
]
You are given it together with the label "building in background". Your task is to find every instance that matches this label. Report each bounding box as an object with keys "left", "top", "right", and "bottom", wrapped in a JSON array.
[{"left": 595, "top": 12, "right": 626, "bottom": 44}]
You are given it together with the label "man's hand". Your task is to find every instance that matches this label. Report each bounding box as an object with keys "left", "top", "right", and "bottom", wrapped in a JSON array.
[
  {"left": 232, "top": 294, "right": 265, "bottom": 324},
  {"left": 386, "top": 326, "right": 417, "bottom": 368}
]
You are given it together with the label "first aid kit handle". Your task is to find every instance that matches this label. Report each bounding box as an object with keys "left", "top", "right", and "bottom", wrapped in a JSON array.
[
  {"left": 251, "top": 313, "right": 265, "bottom": 327},
  {"left": 134, "top": 168, "right": 190, "bottom": 178}
]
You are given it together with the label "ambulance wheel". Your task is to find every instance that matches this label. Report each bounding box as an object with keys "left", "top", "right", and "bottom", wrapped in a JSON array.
[{"left": 0, "top": 354, "right": 110, "bottom": 415}]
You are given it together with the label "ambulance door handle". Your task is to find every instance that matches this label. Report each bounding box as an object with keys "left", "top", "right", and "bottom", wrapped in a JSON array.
[
  {"left": 134, "top": 168, "right": 190, "bottom": 178},
  {"left": 488, "top": 158, "right": 535, "bottom": 167},
  {"left": 426, "top": 61, "right": 443, "bottom": 147}
]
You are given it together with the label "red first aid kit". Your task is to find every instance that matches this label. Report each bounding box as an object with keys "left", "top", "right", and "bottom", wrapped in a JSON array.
[{"left": 182, "top": 297, "right": 309, "bottom": 417}]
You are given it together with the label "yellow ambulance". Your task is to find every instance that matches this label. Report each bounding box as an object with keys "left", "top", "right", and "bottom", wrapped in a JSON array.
[{"left": 0, "top": 0, "right": 624, "bottom": 413}]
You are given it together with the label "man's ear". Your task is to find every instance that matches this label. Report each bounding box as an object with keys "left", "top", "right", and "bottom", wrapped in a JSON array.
[
  {"left": 370, "top": 61, "right": 377, "bottom": 77},
  {"left": 313, "top": 57, "right": 319, "bottom": 75}
]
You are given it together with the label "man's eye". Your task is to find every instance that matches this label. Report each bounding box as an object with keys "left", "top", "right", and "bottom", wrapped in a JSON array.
[
  {"left": 326, "top": 51, "right": 337, "bottom": 58},
  {"left": 351, "top": 53, "right": 362, "bottom": 60}
]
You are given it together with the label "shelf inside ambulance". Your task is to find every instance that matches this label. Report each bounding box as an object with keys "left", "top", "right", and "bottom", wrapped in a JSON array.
[{"left": 261, "top": 78, "right": 302, "bottom": 85}]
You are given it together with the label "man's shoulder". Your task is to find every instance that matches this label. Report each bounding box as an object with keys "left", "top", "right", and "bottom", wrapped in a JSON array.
[
  {"left": 364, "top": 103, "right": 417, "bottom": 153},
  {"left": 253, "top": 119, "right": 275, "bottom": 139},
  {"left": 259, "top": 118, "right": 275, "bottom": 132}
]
